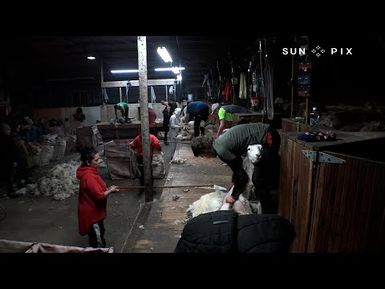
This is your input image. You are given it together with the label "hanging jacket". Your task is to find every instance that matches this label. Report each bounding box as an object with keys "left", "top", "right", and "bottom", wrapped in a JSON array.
[
  {"left": 222, "top": 80, "right": 232, "bottom": 103},
  {"left": 77, "top": 165, "right": 107, "bottom": 236},
  {"left": 239, "top": 72, "right": 247, "bottom": 99}
]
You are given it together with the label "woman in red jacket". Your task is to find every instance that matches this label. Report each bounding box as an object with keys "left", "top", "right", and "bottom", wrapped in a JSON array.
[{"left": 77, "top": 147, "right": 120, "bottom": 248}]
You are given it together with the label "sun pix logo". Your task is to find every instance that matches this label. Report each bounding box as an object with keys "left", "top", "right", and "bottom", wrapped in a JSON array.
[{"left": 282, "top": 45, "right": 353, "bottom": 57}]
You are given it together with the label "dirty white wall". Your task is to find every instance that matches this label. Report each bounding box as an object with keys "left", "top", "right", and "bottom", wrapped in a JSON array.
[
  {"left": 33, "top": 103, "right": 168, "bottom": 135},
  {"left": 101, "top": 103, "right": 166, "bottom": 122},
  {"left": 33, "top": 106, "right": 102, "bottom": 135}
]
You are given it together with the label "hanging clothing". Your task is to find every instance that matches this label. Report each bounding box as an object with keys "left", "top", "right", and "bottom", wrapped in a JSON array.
[
  {"left": 222, "top": 80, "right": 232, "bottom": 103},
  {"left": 263, "top": 62, "right": 274, "bottom": 120},
  {"left": 102, "top": 88, "right": 109, "bottom": 102},
  {"left": 125, "top": 82, "right": 131, "bottom": 102},
  {"left": 169, "top": 85, "right": 174, "bottom": 95},
  {"left": 150, "top": 86, "right": 156, "bottom": 103},
  {"left": 239, "top": 72, "right": 247, "bottom": 99}
]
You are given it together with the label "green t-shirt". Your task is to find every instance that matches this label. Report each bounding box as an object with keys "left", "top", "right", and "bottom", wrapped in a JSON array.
[
  {"left": 116, "top": 102, "right": 129, "bottom": 109},
  {"left": 218, "top": 107, "right": 234, "bottom": 121},
  {"left": 218, "top": 105, "right": 249, "bottom": 122},
  {"left": 213, "top": 123, "right": 269, "bottom": 161}
]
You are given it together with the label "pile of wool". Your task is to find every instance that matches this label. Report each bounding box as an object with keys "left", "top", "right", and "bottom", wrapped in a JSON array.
[
  {"left": 38, "top": 160, "right": 80, "bottom": 201},
  {"left": 170, "top": 157, "right": 187, "bottom": 164},
  {"left": 186, "top": 185, "right": 227, "bottom": 219},
  {"left": 187, "top": 190, "right": 226, "bottom": 219},
  {"left": 177, "top": 121, "right": 195, "bottom": 141},
  {"left": 13, "top": 183, "right": 40, "bottom": 197}
]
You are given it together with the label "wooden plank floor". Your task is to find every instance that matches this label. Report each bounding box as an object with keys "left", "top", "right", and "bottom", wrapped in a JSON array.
[{"left": 130, "top": 142, "right": 232, "bottom": 253}]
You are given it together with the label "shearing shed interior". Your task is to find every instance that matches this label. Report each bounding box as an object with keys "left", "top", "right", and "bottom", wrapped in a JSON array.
[{"left": 1, "top": 33, "right": 385, "bottom": 254}]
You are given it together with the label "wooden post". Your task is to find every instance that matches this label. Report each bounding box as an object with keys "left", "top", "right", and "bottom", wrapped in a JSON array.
[
  {"left": 290, "top": 56, "right": 294, "bottom": 118},
  {"left": 137, "top": 36, "right": 153, "bottom": 202},
  {"left": 100, "top": 59, "right": 105, "bottom": 106}
]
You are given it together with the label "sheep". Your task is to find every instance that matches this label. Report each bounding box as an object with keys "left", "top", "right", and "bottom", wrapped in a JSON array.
[{"left": 187, "top": 144, "right": 264, "bottom": 218}]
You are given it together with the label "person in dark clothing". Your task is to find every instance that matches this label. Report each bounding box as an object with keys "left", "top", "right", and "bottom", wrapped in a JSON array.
[
  {"left": 184, "top": 101, "right": 209, "bottom": 137},
  {"left": 77, "top": 147, "right": 120, "bottom": 248},
  {"left": 191, "top": 123, "right": 280, "bottom": 207},
  {"left": 73, "top": 107, "right": 86, "bottom": 122},
  {"left": 162, "top": 105, "right": 171, "bottom": 145},
  {"left": 174, "top": 211, "right": 295, "bottom": 253},
  {"left": 0, "top": 123, "right": 18, "bottom": 198},
  {"left": 12, "top": 123, "right": 32, "bottom": 187},
  {"left": 161, "top": 100, "right": 177, "bottom": 145}
]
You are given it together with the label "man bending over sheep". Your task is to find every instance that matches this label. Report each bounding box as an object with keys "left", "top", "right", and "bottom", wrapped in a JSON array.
[{"left": 191, "top": 122, "right": 280, "bottom": 209}]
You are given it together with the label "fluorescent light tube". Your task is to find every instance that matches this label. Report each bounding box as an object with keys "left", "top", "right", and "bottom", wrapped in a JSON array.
[
  {"left": 157, "top": 47, "right": 173, "bottom": 63},
  {"left": 111, "top": 69, "right": 139, "bottom": 74}
]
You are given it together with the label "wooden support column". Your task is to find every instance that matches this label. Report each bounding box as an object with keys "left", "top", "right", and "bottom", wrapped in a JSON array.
[
  {"left": 137, "top": 36, "right": 153, "bottom": 202},
  {"left": 290, "top": 56, "right": 294, "bottom": 118}
]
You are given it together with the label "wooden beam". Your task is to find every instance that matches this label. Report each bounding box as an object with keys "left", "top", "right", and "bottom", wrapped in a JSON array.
[
  {"left": 138, "top": 36, "right": 153, "bottom": 202},
  {"left": 101, "top": 79, "right": 175, "bottom": 88},
  {"left": 119, "top": 184, "right": 215, "bottom": 190}
]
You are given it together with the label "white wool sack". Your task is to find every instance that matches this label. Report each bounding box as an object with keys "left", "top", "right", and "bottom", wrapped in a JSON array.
[
  {"left": 152, "top": 152, "right": 165, "bottom": 179},
  {"left": 39, "top": 145, "right": 54, "bottom": 166},
  {"left": 30, "top": 144, "right": 42, "bottom": 167},
  {"left": 52, "top": 138, "right": 67, "bottom": 161}
]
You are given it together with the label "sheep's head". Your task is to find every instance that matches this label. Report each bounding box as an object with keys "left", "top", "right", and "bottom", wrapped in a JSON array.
[{"left": 247, "top": 144, "right": 263, "bottom": 164}]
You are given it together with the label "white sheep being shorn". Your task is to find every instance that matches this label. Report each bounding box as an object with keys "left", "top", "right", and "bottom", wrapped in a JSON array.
[{"left": 187, "top": 144, "right": 263, "bottom": 218}]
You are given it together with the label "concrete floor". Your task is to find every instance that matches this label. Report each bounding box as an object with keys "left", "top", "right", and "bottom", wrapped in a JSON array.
[
  {"left": 129, "top": 142, "right": 233, "bottom": 253},
  {"left": 0, "top": 139, "right": 177, "bottom": 252}
]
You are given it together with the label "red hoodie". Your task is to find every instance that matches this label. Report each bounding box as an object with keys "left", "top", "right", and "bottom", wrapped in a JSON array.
[{"left": 76, "top": 165, "right": 107, "bottom": 236}]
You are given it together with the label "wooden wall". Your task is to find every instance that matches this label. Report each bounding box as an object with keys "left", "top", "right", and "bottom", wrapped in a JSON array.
[{"left": 278, "top": 134, "right": 385, "bottom": 252}]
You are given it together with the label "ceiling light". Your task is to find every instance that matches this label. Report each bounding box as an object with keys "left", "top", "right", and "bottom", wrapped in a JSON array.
[
  {"left": 87, "top": 56, "right": 96, "bottom": 60},
  {"left": 111, "top": 69, "right": 139, "bottom": 74},
  {"left": 157, "top": 47, "right": 173, "bottom": 63},
  {"left": 154, "top": 67, "right": 185, "bottom": 73}
]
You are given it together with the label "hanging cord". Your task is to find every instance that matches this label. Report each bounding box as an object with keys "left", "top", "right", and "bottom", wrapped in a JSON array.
[
  {"left": 216, "top": 60, "right": 222, "bottom": 100},
  {"left": 124, "top": 82, "right": 131, "bottom": 103},
  {"left": 258, "top": 39, "right": 266, "bottom": 120},
  {"left": 176, "top": 36, "right": 182, "bottom": 101}
]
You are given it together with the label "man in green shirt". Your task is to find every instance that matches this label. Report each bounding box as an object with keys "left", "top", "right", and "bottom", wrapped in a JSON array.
[
  {"left": 216, "top": 104, "right": 250, "bottom": 138},
  {"left": 191, "top": 122, "right": 280, "bottom": 207},
  {"left": 114, "top": 101, "right": 129, "bottom": 123}
]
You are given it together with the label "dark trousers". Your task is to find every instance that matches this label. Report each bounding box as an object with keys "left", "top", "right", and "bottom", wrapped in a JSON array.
[
  {"left": 137, "top": 156, "right": 153, "bottom": 189},
  {"left": 163, "top": 124, "right": 169, "bottom": 143},
  {"left": 193, "top": 114, "right": 207, "bottom": 137},
  {"left": 88, "top": 220, "right": 106, "bottom": 248},
  {"left": 123, "top": 108, "right": 129, "bottom": 122},
  {"left": 217, "top": 155, "right": 248, "bottom": 200}
]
